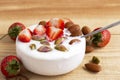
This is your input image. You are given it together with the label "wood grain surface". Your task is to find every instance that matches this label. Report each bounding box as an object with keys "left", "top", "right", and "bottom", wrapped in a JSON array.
[{"left": 0, "top": 0, "right": 120, "bottom": 80}]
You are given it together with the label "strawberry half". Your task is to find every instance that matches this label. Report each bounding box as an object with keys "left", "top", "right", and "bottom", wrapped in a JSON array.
[
  {"left": 92, "top": 27, "right": 111, "bottom": 47},
  {"left": 46, "top": 27, "right": 63, "bottom": 41},
  {"left": 33, "top": 25, "right": 46, "bottom": 36},
  {"left": 46, "top": 18, "right": 64, "bottom": 30},
  {"left": 18, "top": 29, "right": 32, "bottom": 42},
  {"left": 1, "top": 55, "right": 22, "bottom": 78}
]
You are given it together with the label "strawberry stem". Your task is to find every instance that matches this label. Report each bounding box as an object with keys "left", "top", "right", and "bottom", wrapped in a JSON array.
[{"left": 0, "top": 34, "right": 8, "bottom": 40}]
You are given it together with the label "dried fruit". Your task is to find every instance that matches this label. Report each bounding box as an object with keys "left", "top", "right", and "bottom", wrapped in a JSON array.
[
  {"left": 55, "top": 44, "right": 67, "bottom": 52},
  {"left": 37, "top": 46, "right": 52, "bottom": 52},
  {"left": 85, "top": 45, "right": 94, "bottom": 53},
  {"left": 91, "top": 56, "right": 100, "bottom": 64},
  {"left": 39, "top": 21, "right": 46, "bottom": 26},
  {"left": 82, "top": 26, "right": 91, "bottom": 35},
  {"left": 85, "top": 63, "right": 101, "bottom": 72},
  {"left": 68, "top": 24, "right": 82, "bottom": 36},
  {"left": 54, "top": 37, "right": 65, "bottom": 45},
  {"left": 29, "top": 44, "right": 36, "bottom": 50},
  {"left": 32, "top": 35, "right": 46, "bottom": 41},
  {"left": 40, "top": 40, "right": 50, "bottom": 46},
  {"left": 69, "top": 39, "right": 80, "bottom": 45},
  {"left": 64, "top": 22, "right": 74, "bottom": 28}
]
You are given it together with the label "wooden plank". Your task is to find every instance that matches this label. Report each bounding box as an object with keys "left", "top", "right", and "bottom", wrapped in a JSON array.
[{"left": 0, "top": 35, "right": 120, "bottom": 80}]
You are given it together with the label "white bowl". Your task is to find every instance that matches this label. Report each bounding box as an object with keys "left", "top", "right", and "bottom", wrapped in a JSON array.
[{"left": 16, "top": 25, "right": 86, "bottom": 76}]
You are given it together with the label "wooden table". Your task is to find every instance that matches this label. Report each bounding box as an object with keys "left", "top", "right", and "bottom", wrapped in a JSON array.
[{"left": 0, "top": 0, "right": 120, "bottom": 80}]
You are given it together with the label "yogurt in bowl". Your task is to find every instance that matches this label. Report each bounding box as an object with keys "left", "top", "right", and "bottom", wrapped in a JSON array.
[{"left": 16, "top": 19, "right": 86, "bottom": 76}]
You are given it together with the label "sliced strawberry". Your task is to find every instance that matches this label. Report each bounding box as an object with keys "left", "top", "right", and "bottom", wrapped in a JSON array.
[
  {"left": 18, "top": 29, "right": 32, "bottom": 42},
  {"left": 46, "top": 18, "right": 64, "bottom": 30},
  {"left": 33, "top": 25, "right": 46, "bottom": 36},
  {"left": 46, "top": 27, "right": 63, "bottom": 41}
]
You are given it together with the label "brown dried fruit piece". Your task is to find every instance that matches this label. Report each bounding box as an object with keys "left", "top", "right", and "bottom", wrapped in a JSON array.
[
  {"left": 91, "top": 56, "right": 100, "bottom": 64},
  {"left": 54, "top": 37, "right": 65, "bottom": 45},
  {"left": 85, "top": 45, "right": 94, "bottom": 53},
  {"left": 69, "top": 39, "right": 80, "bottom": 45},
  {"left": 39, "top": 21, "right": 46, "bottom": 26},
  {"left": 40, "top": 40, "right": 50, "bottom": 46},
  {"left": 32, "top": 35, "right": 46, "bottom": 41},
  {"left": 29, "top": 44, "right": 36, "bottom": 50},
  {"left": 64, "top": 22, "right": 74, "bottom": 28},
  {"left": 38, "top": 46, "right": 52, "bottom": 52},
  {"left": 68, "top": 24, "right": 82, "bottom": 36},
  {"left": 55, "top": 44, "right": 67, "bottom": 52},
  {"left": 85, "top": 63, "right": 101, "bottom": 72},
  {"left": 82, "top": 26, "right": 91, "bottom": 35}
]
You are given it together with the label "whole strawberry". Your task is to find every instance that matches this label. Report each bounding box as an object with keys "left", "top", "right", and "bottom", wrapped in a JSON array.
[
  {"left": 0, "top": 22, "right": 26, "bottom": 41},
  {"left": 1, "top": 55, "right": 22, "bottom": 78},
  {"left": 92, "top": 27, "right": 111, "bottom": 47},
  {"left": 8, "top": 22, "right": 26, "bottom": 40}
]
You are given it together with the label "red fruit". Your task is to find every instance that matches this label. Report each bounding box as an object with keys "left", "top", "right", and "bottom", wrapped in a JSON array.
[
  {"left": 8, "top": 22, "right": 26, "bottom": 40},
  {"left": 1, "top": 55, "right": 22, "bottom": 78},
  {"left": 46, "top": 27, "right": 63, "bottom": 41},
  {"left": 33, "top": 25, "right": 46, "bottom": 36},
  {"left": 18, "top": 29, "right": 32, "bottom": 42},
  {"left": 46, "top": 18, "right": 64, "bottom": 30},
  {"left": 92, "top": 27, "right": 111, "bottom": 47}
]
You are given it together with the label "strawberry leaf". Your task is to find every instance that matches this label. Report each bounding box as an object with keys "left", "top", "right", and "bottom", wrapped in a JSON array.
[{"left": 6, "top": 59, "right": 20, "bottom": 75}]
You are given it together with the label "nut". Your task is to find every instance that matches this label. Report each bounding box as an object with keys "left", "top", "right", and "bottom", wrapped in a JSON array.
[
  {"left": 85, "top": 45, "right": 94, "bottom": 53},
  {"left": 39, "top": 21, "right": 46, "bottom": 26},
  {"left": 91, "top": 56, "right": 100, "bottom": 64},
  {"left": 55, "top": 44, "right": 67, "bottom": 52},
  {"left": 82, "top": 26, "right": 91, "bottom": 35},
  {"left": 68, "top": 24, "right": 82, "bottom": 36},
  {"left": 54, "top": 37, "right": 65, "bottom": 45},
  {"left": 32, "top": 35, "right": 46, "bottom": 41},
  {"left": 69, "top": 39, "right": 80, "bottom": 45},
  {"left": 29, "top": 44, "right": 36, "bottom": 50},
  {"left": 37, "top": 46, "right": 52, "bottom": 52},
  {"left": 40, "top": 40, "right": 50, "bottom": 46},
  {"left": 64, "top": 22, "right": 74, "bottom": 28},
  {"left": 85, "top": 63, "right": 101, "bottom": 72}
]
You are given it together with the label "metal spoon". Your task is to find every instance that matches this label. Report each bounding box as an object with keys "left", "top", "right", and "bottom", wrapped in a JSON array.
[{"left": 81, "top": 20, "right": 120, "bottom": 38}]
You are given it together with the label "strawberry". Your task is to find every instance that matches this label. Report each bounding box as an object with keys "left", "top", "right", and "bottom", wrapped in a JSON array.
[
  {"left": 33, "top": 25, "right": 46, "bottom": 36},
  {"left": 46, "top": 27, "right": 63, "bottom": 41},
  {"left": 1, "top": 55, "right": 22, "bottom": 78},
  {"left": 0, "top": 22, "right": 26, "bottom": 41},
  {"left": 92, "top": 27, "right": 111, "bottom": 47},
  {"left": 46, "top": 18, "right": 64, "bottom": 30},
  {"left": 18, "top": 29, "right": 32, "bottom": 42}
]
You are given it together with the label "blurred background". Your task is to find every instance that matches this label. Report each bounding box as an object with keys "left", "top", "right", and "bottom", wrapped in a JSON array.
[{"left": 0, "top": 0, "right": 120, "bottom": 34}]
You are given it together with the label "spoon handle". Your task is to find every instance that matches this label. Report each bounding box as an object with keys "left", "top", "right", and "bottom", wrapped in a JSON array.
[{"left": 81, "top": 20, "right": 120, "bottom": 38}]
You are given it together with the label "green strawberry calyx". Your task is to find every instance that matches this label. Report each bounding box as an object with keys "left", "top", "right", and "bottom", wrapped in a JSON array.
[
  {"left": 6, "top": 59, "right": 21, "bottom": 76},
  {"left": 92, "top": 32, "right": 102, "bottom": 46},
  {"left": 8, "top": 26, "right": 22, "bottom": 39},
  {"left": 0, "top": 26, "right": 22, "bottom": 40}
]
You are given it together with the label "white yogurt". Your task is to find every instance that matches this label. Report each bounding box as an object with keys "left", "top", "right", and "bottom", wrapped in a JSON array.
[{"left": 16, "top": 24, "right": 86, "bottom": 76}]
